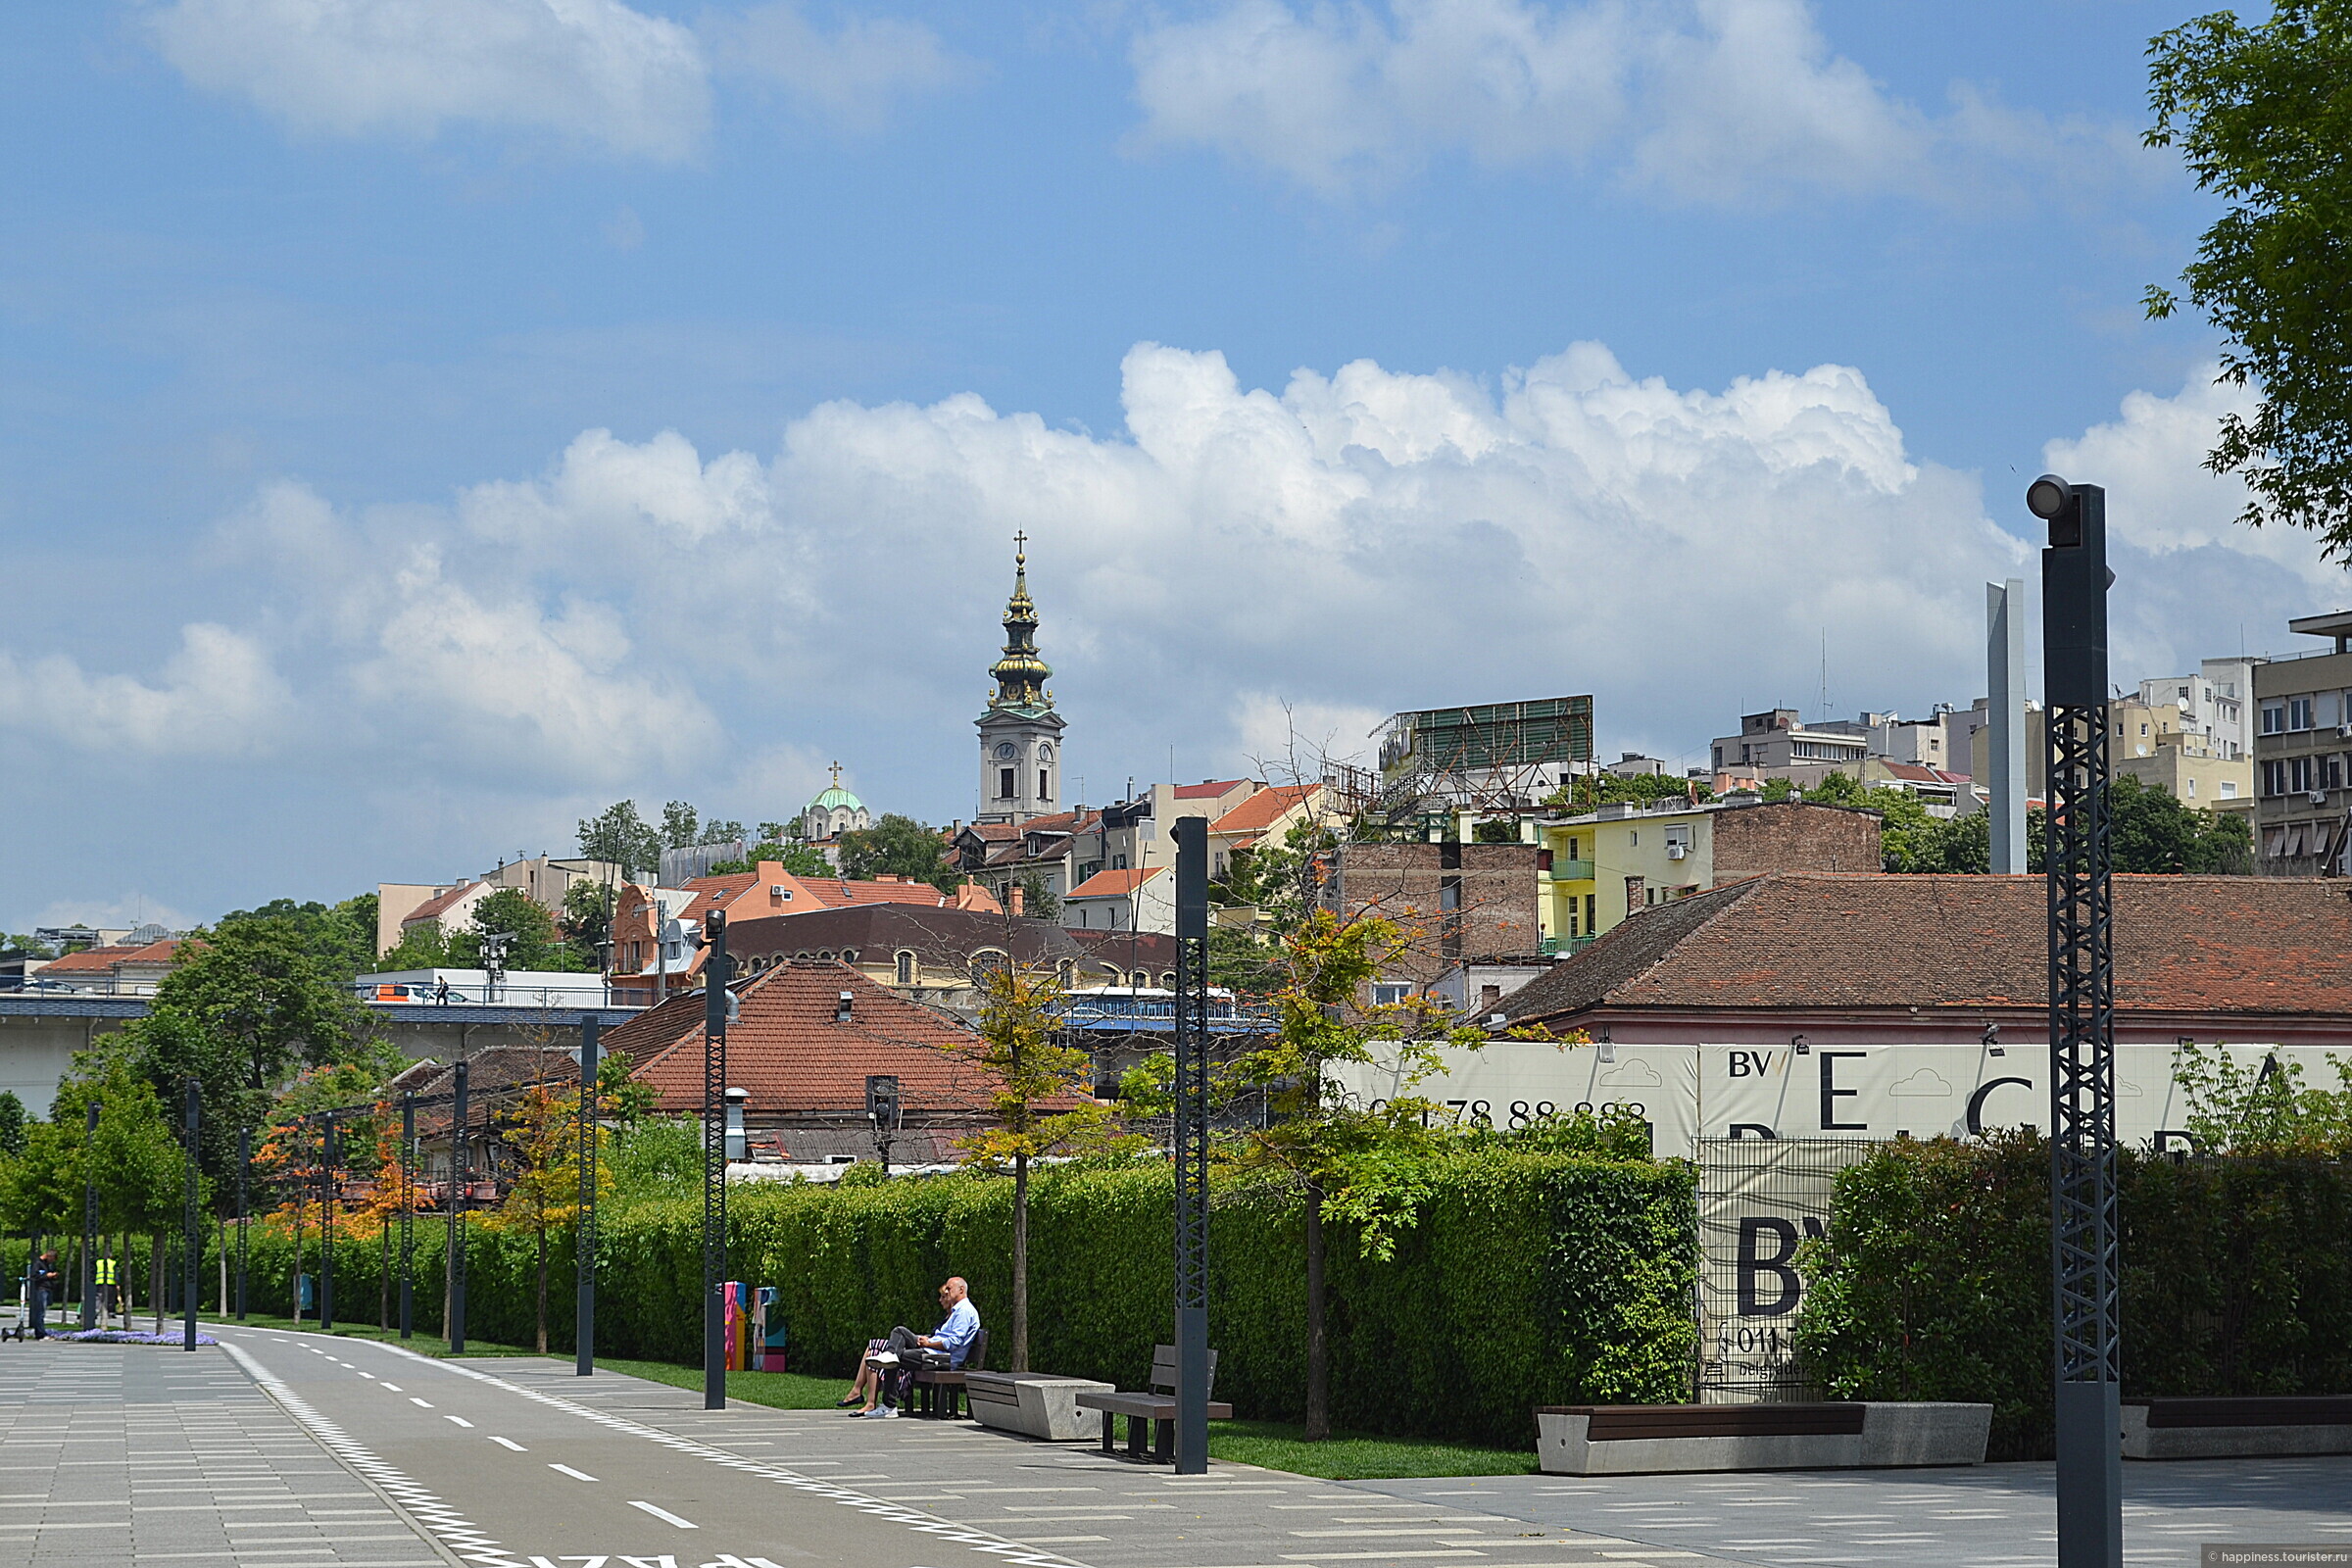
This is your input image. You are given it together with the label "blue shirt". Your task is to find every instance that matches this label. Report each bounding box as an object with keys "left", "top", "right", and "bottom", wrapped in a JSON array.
[{"left": 934, "top": 1298, "right": 981, "bottom": 1367}]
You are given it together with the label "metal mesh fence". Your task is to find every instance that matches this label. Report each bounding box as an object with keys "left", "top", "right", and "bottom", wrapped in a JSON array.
[{"left": 1693, "top": 1137, "right": 1874, "bottom": 1403}]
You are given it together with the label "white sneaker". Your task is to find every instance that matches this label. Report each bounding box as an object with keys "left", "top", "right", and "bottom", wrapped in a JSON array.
[
  {"left": 862, "top": 1405, "right": 899, "bottom": 1419},
  {"left": 866, "top": 1351, "right": 900, "bottom": 1365}
]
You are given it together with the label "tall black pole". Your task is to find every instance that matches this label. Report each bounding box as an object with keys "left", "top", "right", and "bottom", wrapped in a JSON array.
[
  {"left": 182, "top": 1082, "right": 200, "bottom": 1350},
  {"left": 2033, "top": 473, "right": 2121, "bottom": 1568},
  {"left": 399, "top": 1093, "right": 415, "bottom": 1339},
  {"left": 235, "top": 1126, "right": 249, "bottom": 1321},
  {"left": 450, "top": 1059, "right": 468, "bottom": 1353},
  {"left": 318, "top": 1113, "right": 337, "bottom": 1333},
  {"left": 703, "top": 909, "right": 731, "bottom": 1411},
  {"left": 81, "top": 1100, "right": 100, "bottom": 1331},
  {"left": 577, "top": 1016, "right": 600, "bottom": 1376},
  {"left": 1171, "top": 814, "right": 1210, "bottom": 1474}
]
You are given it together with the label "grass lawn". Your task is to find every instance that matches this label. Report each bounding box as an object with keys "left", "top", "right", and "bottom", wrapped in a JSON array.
[{"left": 1206, "top": 1420, "right": 1536, "bottom": 1480}]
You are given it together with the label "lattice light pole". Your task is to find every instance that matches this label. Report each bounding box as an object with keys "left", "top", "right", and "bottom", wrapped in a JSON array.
[
  {"left": 181, "top": 1081, "right": 200, "bottom": 1351},
  {"left": 2031, "top": 472, "right": 2122, "bottom": 1568},
  {"left": 450, "top": 1058, "right": 469, "bottom": 1353},
  {"left": 399, "top": 1093, "right": 416, "bottom": 1340},
  {"left": 1171, "top": 815, "right": 1211, "bottom": 1475},
  {"left": 318, "top": 1111, "right": 338, "bottom": 1333},
  {"left": 577, "top": 1016, "right": 600, "bottom": 1377},
  {"left": 703, "top": 908, "right": 733, "bottom": 1411},
  {"left": 81, "top": 1100, "right": 99, "bottom": 1332},
  {"left": 235, "top": 1126, "right": 250, "bottom": 1322}
]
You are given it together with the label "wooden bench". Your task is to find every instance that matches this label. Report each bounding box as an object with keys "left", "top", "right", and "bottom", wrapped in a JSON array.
[
  {"left": 1536, "top": 1401, "right": 1989, "bottom": 1475},
  {"left": 907, "top": 1328, "right": 988, "bottom": 1419},
  {"left": 2124, "top": 1396, "right": 2352, "bottom": 1459},
  {"left": 1074, "top": 1345, "right": 1232, "bottom": 1462}
]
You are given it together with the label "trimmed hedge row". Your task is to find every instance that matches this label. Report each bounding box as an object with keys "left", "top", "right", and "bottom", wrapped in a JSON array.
[
  {"left": 219, "top": 1152, "right": 1696, "bottom": 1448},
  {"left": 1795, "top": 1132, "right": 2352, "bottom": 1460}
]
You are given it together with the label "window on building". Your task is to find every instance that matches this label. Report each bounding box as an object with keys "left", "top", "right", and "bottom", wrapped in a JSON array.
[
  {"left": 2290, "top": 756, "right": 2316, "bottom": 794},
  {"left": 2261, "top": 760, "right": 2283, "bottom": 796},
  {"left": 2262, "top": 702, "right": 2287, "bottom": 735},
  {"left": 2291, "top": 696, "right": 2316, "bottom": 731},
  {"left": 1040, "top": 769, "right": 1051, "bottom": 799},
  {"left": 1372, "top": 982, "right": 1410, "bottom": 1006},
  {"left": 1133, "top": 970, "right": 1150, "bottom": 988},
  {"left": 895, "top": 951, "right": 914, "bottom": 986},
  {"left": 998, "top": 767, "right": 1015, "bottom": 799},
  {"left": 2220, "top": 779, "right": 2238, "bottom": 799},
  {"left": 2186, "top": 777, "right": 2196, "bottom": 797},
  {"left": 1584, "top": 893, "right": 1596, "bottom": 932}
]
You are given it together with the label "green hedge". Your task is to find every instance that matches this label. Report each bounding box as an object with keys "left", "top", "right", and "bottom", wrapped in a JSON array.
[
  {"left": 212, "top": 1152, "right": 1694, "bottom": 1448},
  {"left": 1795, "top": 1132, "right": 2352, "bottom": 1459}
]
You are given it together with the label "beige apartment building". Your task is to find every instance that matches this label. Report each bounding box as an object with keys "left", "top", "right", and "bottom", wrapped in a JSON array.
[{"left": 2254, "top": 612, "right": 2352, "bottom": 874}]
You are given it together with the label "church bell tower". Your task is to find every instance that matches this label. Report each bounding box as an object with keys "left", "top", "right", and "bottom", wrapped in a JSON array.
[{"left": 976, "top": 534, "right": 1066, "bottom": 825}]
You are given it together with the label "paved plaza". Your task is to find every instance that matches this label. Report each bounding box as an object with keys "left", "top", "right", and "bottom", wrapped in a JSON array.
[{"left": 5, "top": 1330, "right": 2351, "bottom": 1568}]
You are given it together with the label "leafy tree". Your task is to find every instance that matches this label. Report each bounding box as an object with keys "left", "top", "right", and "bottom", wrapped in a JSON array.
[
  {"left": 1016, "top": 871, "right": 1059, "bottom": 921},
  {"left": 837, "top": 813, "right": 956, "bottom": 892},
  {"left": 2146, "top": 5, "right": 2352, "bottom": 555},
  {"left": 125, "top": 920, "right": 383, "bottom": 1191},
  {"left": 2, "top": 932, "right": 59, "bottom": 959},
  {"left": 2171, "top": 1042, "right": 2352, "bottom": 1153},
  {"left": 957, "top": 963, "right": 1133, "bottom": 1371},
  {"left": 605, "top": 1116, "right": 703, "bottom": 1200},
  {"left": 0, "top": 1091, "right": 24, "bottom": 1156},
  {"left": 450, "top": 889, "right": 588, "bottom": 973},
  {"left": 0, "top": 1116, "right": 79, "bottom": 1236},
  {"left": 375, "top": 919, "right": 450, "bottom": 972},
  {"left": 1205, "top": 922, "right": 1285, "bottom": 999},
  {"left": 578, "top": 801, "right": 662, "bottom": 877},
  {"left": 709, "top": 842, "right": 830, "bottom": 878},
  {"left": 1471, "top": 818, "right": 1521, "bottom": 843},
  {"left": 215, "top": 896, "right": 380, "bottom": 981},
  {"left": 1543, "top": 772, "right": 1712, "bottom": 812},
  {"left": 561, "top": 881, "right": 615, "bottom": 970},
  {"left": 1216, "top": 909, "right": 1488, "bottom": 1440},
  {"left": 1209, "top": 817, "right": 1335, "bottom": 935},
  {"left": 52, "top": 1060, "right": 195, "bottom": 1328},
  {"left": 662, "top": 801, "right": 701, "bottom": 849},
  {"left": 495, "top": 1080, "right": 608, "bottom": 1352},
  {"left": 596, "top": 1050, "right": 660, "bottom": 1127},
  {"left": 2025, "top": 775, "right": 2253, "bottom": 875},
  {"left": 1800, "top": 770, "right": 1870, "bottom": 808}
]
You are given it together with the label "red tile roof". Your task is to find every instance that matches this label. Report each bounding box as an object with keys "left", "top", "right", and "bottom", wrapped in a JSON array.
[
  {"left": 39, "top": 939, "right": 185, "bottom": 973},
  {"left": 619, "top": 961, "right": 1085, "bottom": 1118},
  {"left": 404, "top": 881, "right": 482, "bottom": 924},
  {"left": 1502, "top": 872, "right": 2352, "bottom": 1023},
  {"left": 1210, "top": 783, "right": 1319, "bottom": 836},
  {"left": 1174, "top": 780, "right": 1249, "bottom": 800},
  {"left": 1067, "top": 867, "right": 1166, "bottom": 899},
  {"left": 1877, "top": 762, "right": 1972, "bottom": 785},
  {"left": 795, "top": 877, "right": 950, "bottom": 909}
]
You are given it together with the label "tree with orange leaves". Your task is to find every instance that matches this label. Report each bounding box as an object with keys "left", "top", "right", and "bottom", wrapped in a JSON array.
[{"left": 494, "top": 1081, "right": 609, "bottom": 1353}]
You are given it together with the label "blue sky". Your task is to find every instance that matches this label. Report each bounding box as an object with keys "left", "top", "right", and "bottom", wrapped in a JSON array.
[{"left": 2, "top": 0, "right": 2339, "bottom": 933}]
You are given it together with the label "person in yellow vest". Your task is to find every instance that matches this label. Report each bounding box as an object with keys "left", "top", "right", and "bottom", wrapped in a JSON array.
[{"left": 94, "top": 1254, "right": 118, "bottom": 1321}]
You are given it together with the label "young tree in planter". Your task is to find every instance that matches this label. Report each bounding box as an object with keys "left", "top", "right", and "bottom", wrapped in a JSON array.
[
  {"left": 1216, "top": 909, "right": 1490, "bottom": 1441},
  {"left": 957, "top": 963, "right": 1134, "bottom": 1371},
  {"left": 54, "top": 1062, "right": 191, "bottom": 1331}
]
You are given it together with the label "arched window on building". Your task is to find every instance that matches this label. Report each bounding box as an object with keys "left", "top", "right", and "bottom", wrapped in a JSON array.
[{"left": 895, "top": 951, "right": 915, "bottom": 986}]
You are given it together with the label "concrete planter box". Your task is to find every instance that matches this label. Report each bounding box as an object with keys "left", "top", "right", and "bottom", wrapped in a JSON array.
[
  {"left": 967, "top": 1372, "right": 1115, "bottom": 1442},
  {"left": 1537, "top": 1402, "right": 1991, "bottom": 1475},
  {"left": 2124, "top": 1398, "right": 2352, "bottom": 1460}
]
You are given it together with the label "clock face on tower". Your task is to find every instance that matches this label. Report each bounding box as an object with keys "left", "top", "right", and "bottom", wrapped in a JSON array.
[
  {"left": 995, "top": 742, "right": 1016, "bottom": 760},
  {"left": 1038, "top": 744, "right": 1054, "bottom": 761}
]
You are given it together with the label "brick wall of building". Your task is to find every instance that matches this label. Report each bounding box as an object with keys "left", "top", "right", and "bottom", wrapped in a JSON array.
[
  {"left": 1711, "top": 802, "right": 1882, "bottom": 882},
  {"left": 1332, "top": 843, "right": 1544, "bottom": 985}
]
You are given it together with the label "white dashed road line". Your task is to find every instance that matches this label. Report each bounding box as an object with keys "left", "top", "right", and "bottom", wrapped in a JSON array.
[
  {"left": 411, "top": 1397, "right": 434, "bottom": 1408},
  {"left": 549, "top": 1465, "right": 599, "bottom": 1483},
  {"left": 445, "top": 1416, "right": 475, "bottom": 1429},
  {"left": 487, "top": 1438, "right": 526, "bottom": 1452},
  {"left": 627, "top": 1501, "right": 699, "bottom": 1530}
]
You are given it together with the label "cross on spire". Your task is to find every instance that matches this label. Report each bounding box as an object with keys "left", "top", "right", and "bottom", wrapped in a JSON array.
[
  {"left": 1014, "top": 530, "right": 1027, "bottom": 564},
  {"left": 829, "top": 760, "right": 842, "bottom": 786}
]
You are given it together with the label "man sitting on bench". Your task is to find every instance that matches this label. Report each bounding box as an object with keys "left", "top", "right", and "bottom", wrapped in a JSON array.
[{"left": 844, "top": 1277, "right": 980, "bottom": 1419}]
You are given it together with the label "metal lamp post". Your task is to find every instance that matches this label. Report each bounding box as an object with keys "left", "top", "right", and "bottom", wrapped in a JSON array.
[
  {"left": 2030, "top": 472, "right": 2122, "bottom": 1568},
  {"left": 450, "top": 1059, "right": 469, "bottom": 1353},
  {"left": 235, "top": 1126, "right": 249, "bottom": 1321},
  {"left": 318, "top": 1112, "right": 337, "bottom": 1333},
  {"left": 577, "top": 1016, "right": 600, "bottom": 1376},
  {"left": 181, "top": 1082, "right": 200, "bottom": 1350},
  {"left": 81, "top": 1100, "right": 99, "bottom": 1331},
  {"left": 399, "top": 1093, "right": 416, "bottom": 1339},
  {"left": 1171, "top": 815, "right": 1211, "bottom": 1475},
  {"left": 702, "top": 908, "right": 732, "bottom": 1411}
]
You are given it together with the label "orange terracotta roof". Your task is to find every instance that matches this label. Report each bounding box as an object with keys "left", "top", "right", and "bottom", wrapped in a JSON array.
[
  {"left": 1067, "top": 866, "right": 1166, "bottom": 899},
  {"left": 39, "top": 945, "right": 143, "bottom": 973},
  {"left": 1174, "top": 779, "right": 1248, "bottom": 800},
  {"left": 795, "top": 877, "right": 950, "bottom": 909},
  {"left": 1210, "top": 783, "right": 1319, "bottom": 835},
  {"left": 405, "top": 881, "right": 482, "bottom": 924},
  {"left": 621, "top": 962, "right": 1086, "bottom": 1117}
]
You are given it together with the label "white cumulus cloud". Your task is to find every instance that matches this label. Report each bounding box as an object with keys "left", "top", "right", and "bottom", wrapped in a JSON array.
[
  {"left": 712, "top": 2, "right": 970, "bottom": 131},
  {"left": 0, "top": 622, "right": 292, "bottom": 757},
  {"left": 148, "top": 0, "right": 712, "bottom": 160},
  {"left": 1129, "top": 0, "right": 2143, "bottom": 202}
]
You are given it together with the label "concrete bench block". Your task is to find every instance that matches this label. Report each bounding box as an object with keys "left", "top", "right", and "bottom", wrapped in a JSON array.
[
  {"left": 2122, "top": 1406, "right": 2352, "bottom": 1460},
  {"left": 967, "top": 1372, "right": 1114, "bottom": 1442},
  {"left": 1537, "top": 1402, "right": 1990, "bottom": 1475}
]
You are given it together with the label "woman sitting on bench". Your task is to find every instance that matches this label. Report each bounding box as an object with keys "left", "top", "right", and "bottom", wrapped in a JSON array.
[{"left": 841, "top": 1277, "right": 980, "bottom": 1418}]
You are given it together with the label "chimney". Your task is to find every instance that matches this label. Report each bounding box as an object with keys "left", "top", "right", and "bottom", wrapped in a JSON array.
[
  {"left": 1008, "top": 882, "right": 1025, "bottom": 917},
  {"left": 1624, "top": 874, "right": 1646, "bottom": 911},
  {"left": 835, "top": 990, "right": 854, "bottom": 1024}
]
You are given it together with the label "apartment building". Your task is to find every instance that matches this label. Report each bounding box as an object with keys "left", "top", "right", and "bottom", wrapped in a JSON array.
[
  {"left": 2253, "top": 612, "right": 2352, "bottom": 874},
  {"left": 2137, "top": 659, "right": 2260, "bottom": 761}
]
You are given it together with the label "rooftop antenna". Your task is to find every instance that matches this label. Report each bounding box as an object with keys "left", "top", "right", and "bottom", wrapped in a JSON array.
[{"left": 1818, "top": 629, "right": 1828, "bottom": 721}]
